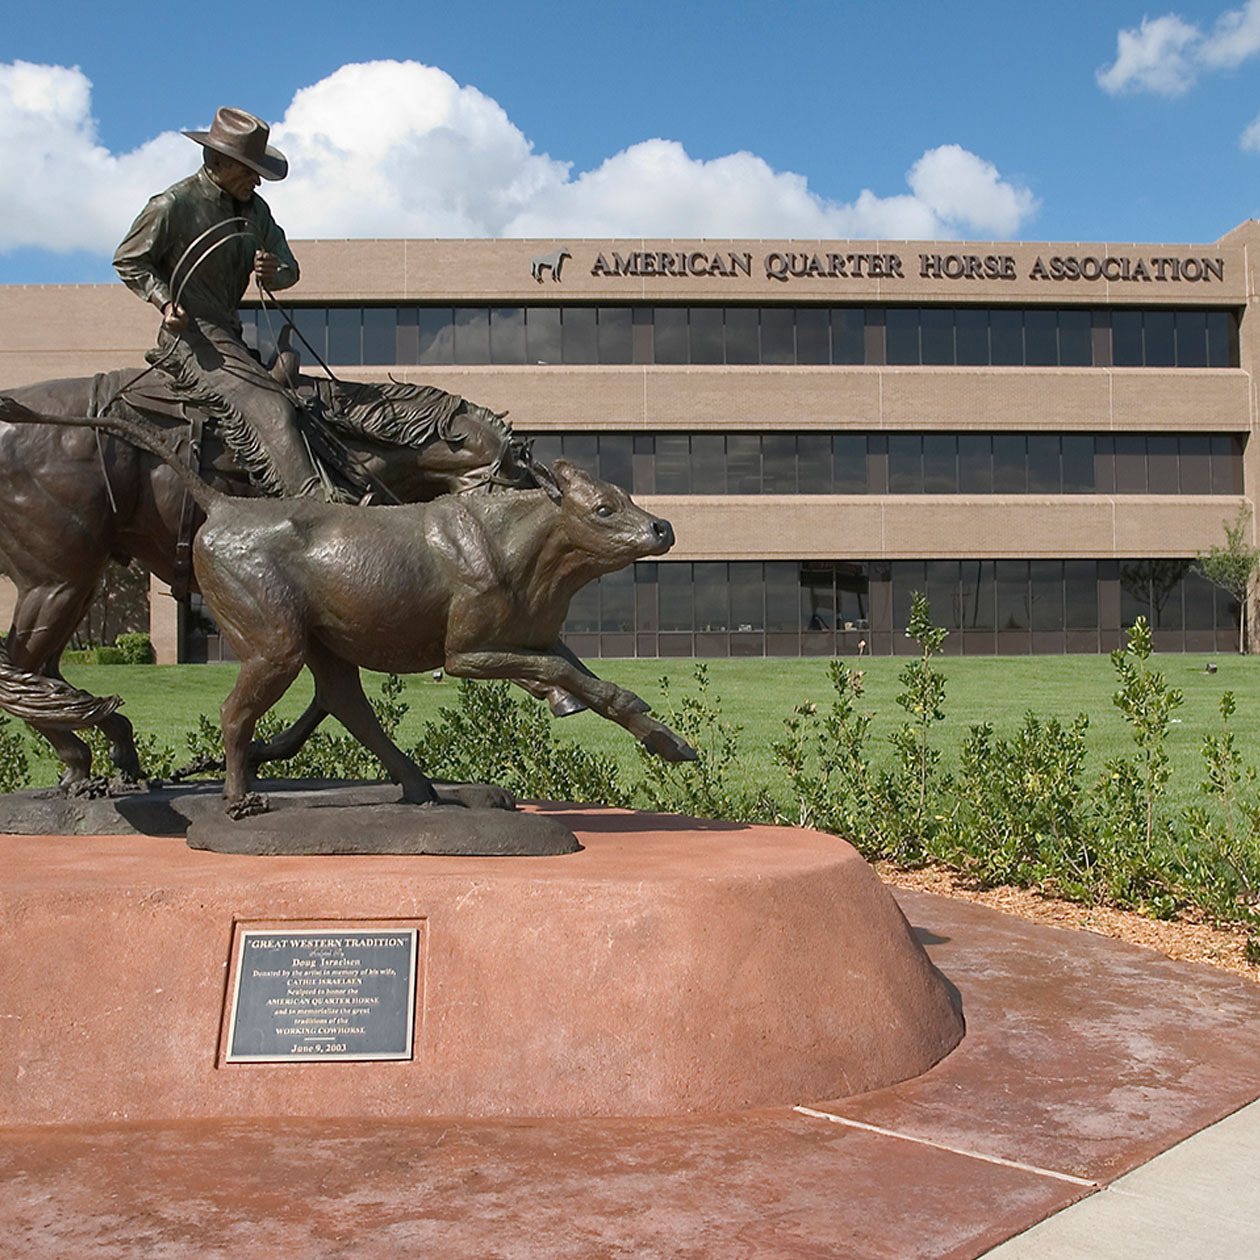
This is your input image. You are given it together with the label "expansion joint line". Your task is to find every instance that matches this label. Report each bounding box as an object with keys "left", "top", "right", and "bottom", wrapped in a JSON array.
[{"left": 792, "top": 1106, "right": 1097, "bottom": 1187}]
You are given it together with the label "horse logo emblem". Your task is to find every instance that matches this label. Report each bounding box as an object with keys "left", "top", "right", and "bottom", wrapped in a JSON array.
[{"left": 531, "top": 247, "right": 571, "bottom": 283}]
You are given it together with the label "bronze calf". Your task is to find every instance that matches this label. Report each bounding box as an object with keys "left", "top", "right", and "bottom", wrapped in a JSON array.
[{"left": 197, "top": 457, "right": 696, "bottom": 812}]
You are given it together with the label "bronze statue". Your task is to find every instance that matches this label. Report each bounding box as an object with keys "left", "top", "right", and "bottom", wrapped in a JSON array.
[
  {"left": 0, "top": 399, "right": 697, "bottom": 815},
  {"left": 113, "top": 106, "right": 328, "bottom": 500},
  {"left": 0, "top": 371, "right": 523, "bottom": 789},
  {"left": 0, "top": 102, "right": 695, "bottom": 806}
]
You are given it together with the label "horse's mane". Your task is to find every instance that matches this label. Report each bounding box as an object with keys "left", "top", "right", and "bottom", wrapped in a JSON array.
[{"left": 318, "top": 378, "right": 512, "bottom": 451}]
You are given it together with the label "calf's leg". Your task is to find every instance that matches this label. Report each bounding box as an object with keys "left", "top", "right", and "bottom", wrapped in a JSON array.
[
  {"left": 220, "top": 654, "right": 303, "bottom": 810},
  {"left": 446, "top": 645, "right": 696, "bottom": 762},
  {"left": 306, "top": 644, "right": 439, "bottom": 804}
]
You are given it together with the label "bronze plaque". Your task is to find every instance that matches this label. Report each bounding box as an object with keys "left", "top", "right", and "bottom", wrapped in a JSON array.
[{"left": 225, "top": 927, "right": 419, "bottom": 1062}]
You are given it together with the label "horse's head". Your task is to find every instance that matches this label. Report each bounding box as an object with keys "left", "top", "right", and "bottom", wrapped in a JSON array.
[{"left": 323, "top": 380, "right": 522, "bottom": 501}]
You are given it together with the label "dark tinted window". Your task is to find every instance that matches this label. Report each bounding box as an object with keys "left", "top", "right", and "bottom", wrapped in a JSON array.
[
  {"left": 490, "top": 307, "right": 525, "bottom": 364},
  {"left": 920, "top": 308, "right": 954, "bottom": 365},
  {"left": 1144, "top": 311, "right": 1175, "bottom": 366},
  {"left": 562, "top": 307, "right": 597, "bottom": 363},
  {"left": 1059, "top": 310, "right": 1092, "bottom": 366},
  {"left": 888, "top": 434, "right": 922, "bottom": 492},
  {"left": 689, "top": 307, "right": 724, "bottom": 364},
  {"left": 724, "top": 307, "right": 759, "bottom": 364},
  {"left": 922, "top": 434, "right": 958, "bottom": 492},
  {"left": 1027, "top": 434, "right": 1061, "bottom": 493},
  {"left": 597, "top": 308, "right": 633, "bottom": 363},
  {"left": 453, "top": 307, "right": 489, "bottom": 364},
  {"left": 761, "top": 308, "right": 795, "bottom": 365},
  {"left": 832, "top": 309, "right": 865, "bottom": 364},
  {"left": 993, "top": 434, "right": 1026, "bottom": 491},
  {"left": 832, "top": 434, "right": 867, "bottom": 492},
  {"left": 958, "top": 434, "right": 992, "bottom": 493},
  {"left": 955, "top": 308, "right": 989, "bottom": 365},
  {"left": 885, "top": 309, "right": 920, "bottom": 364},
  {"left": 418, "top": 308, "right": 453, "bottom": 364},
  {"left": 990, "top": 310, "right": 1022, "bottom": 365},
  {"left": 1023, "top": 310, "right": 1057, "bottom": 366},
  {"left": 797, "top": 309, "right": 830, "bottom": 364},
  {"left": 526, "top": 307, "right": 561, "bottom": 364},
  {"left": 362, "top": 308, "right": 395, "bottom": 365},
  {"left": 652, "top": 308, "right": 687, "bottom": 364},
  {"left": 1111, "top": 311, "right": 1144, "bottom": 366}
]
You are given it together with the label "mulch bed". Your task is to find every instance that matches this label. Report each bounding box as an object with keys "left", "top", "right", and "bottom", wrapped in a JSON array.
[{"left": 877, "top": 860, "right": 1260, "bottom": 982}]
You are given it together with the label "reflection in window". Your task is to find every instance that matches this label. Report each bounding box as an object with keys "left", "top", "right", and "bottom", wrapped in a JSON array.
[
  {"left": 522, "top": 430, "right": 1244, "bottom": 497},
  {"left": 563, "top": 556, "right": 1230, "bottom": 653},
  {"left": 246, "top": 303, "right": 1238, "bottom": 368}
]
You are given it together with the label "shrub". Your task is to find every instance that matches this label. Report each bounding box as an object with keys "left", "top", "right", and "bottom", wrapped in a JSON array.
[
  {"left": 116, "top": 633, "right": 155, "bottom": 664},
  {"left": 634, "top": 664, "right": 766, "bottom": 821}
]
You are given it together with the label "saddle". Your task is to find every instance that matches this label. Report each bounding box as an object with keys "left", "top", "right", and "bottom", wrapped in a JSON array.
[{"left": 87, "top": 365, "right": 366, "bottom": 599}]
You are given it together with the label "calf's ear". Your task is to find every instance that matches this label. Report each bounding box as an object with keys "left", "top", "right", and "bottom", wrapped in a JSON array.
[
  {"left": 532, "top": 459, "right": 564, "bottom": 503},
  {"left": 551, "top": 458, "right": 578, "bottom": 492}
]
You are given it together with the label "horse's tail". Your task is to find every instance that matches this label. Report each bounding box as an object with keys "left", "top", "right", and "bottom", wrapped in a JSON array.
[
  {"left": 0, "top": 638, "right": 121, "bottom": 729},
  {"left": 0, "top": 395, "right": 220, "bottom": 514}
]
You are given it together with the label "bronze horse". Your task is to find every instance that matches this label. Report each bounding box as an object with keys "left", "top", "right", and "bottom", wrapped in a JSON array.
[{"left": 0, "top": 368, "right": 525, "bottom": 788}]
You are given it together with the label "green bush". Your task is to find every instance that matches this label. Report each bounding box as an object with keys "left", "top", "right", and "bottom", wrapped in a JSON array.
[
  {"left": 116, "top": 633, "right": 155, "bottom": 664},
  {"left": 0, "top": 713, "right": 31, "bottom": 792},
  {"left": 420, "top": 678, "right": 632, "bottom": 805}
]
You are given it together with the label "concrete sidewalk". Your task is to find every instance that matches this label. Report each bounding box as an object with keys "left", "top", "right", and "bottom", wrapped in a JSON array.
[{"left": 984, "top": 1097, "right": 1260, "bottom": 1258}]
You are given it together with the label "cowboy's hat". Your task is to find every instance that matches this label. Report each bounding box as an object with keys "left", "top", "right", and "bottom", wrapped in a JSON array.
[{"left": 183, "top": 107, "right": 288, "bottom": 181}]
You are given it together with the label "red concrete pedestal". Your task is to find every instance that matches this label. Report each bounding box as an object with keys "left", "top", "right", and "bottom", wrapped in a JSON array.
[{"left": 0, "top": 806, "right": 963, "bottom": 1124}]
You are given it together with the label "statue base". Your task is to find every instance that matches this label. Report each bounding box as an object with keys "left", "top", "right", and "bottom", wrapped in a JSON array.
[
  {"left": 0, "top": 780, "right": 579, "bottom": 855},
  {"left": 0, "top": 806, "right": 964, "bottom": 1122}
]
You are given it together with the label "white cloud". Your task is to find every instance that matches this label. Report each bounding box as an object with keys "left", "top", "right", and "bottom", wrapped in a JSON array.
[
  {"left": 0, "top": 61, "right": 188, "bottom": 253},
  {"left": 0, "top": 58, "right": 1040, "bottom": 257},
  {"left": 1096, "top": 14, "right": 1201, "bottom": 96},
  {"left": 1242, "top": 109, "right": 1260, "bottom": 150},
  {"left": 1200, "top": 0, "right": 1260, "bottom": 67},
  {"left": 906, "top": 145, "right": 1038, "bottom": 239},
  {"left": 1098, "top": 0, "right": 1260, "bottom": 94}
]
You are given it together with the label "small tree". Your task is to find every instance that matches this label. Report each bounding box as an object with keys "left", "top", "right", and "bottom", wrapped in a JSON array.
[{"left": 1196, "top": 505, "right": 1260, "bottom": 654}]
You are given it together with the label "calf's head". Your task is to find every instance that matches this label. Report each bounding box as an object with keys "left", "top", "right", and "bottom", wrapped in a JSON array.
[{"left": 548, "top": 459, "right": 675, "bottom": 571}]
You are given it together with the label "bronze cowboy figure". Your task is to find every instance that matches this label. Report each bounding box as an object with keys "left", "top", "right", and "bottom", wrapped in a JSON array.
[{"left": 113, "top": 106, "right": 330, "bottom": 500}]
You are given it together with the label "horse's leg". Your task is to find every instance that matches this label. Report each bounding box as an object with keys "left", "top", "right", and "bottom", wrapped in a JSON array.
[
  {"left": 6, "top": 583, "right": 108, "bottom": 786},
  {"left": 34, "top": 654, "right": 143, "bottom": 782},
  {"left": 247, "top": 700, "right": 328, "bottom": 768}
]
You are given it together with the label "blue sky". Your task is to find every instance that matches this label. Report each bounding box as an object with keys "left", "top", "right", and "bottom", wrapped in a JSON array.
[{"left": 3, "top": 0, "right": 1259, "bottom": 284}]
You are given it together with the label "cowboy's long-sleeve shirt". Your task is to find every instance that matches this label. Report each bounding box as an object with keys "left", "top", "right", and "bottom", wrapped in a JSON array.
[{"left": 113, "top": 167, "right": 298, "bottom": 332}]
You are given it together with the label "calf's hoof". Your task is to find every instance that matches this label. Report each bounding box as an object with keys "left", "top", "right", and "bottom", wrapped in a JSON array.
[
  {"left": 433, "top": 782, "right": 517, "bottom": 811},
  {"left": 641, "top": 725, "right": 699, "bottom": 763},
  {"left": 226, "top": 791, "right": 269, "bottom": 820},
  {"left": 547, "top": 690, "right": 588, "bottom": 718}
]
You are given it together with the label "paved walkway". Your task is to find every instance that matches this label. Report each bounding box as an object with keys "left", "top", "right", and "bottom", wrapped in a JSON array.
[{"left": 3, "top": 885, "right": 1259, "bottom": 1258}]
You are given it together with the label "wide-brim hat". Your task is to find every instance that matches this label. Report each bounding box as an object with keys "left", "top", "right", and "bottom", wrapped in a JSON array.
[{"left": 184, "top": 106, "right": 288, "bottom": 181}]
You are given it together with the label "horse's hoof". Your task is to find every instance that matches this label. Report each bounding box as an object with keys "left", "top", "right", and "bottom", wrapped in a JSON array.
[{"left": 226, "top": 791, "right": 269, "bottom": 820}]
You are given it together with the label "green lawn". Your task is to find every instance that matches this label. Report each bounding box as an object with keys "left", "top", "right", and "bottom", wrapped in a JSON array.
[{"left": 34, "top": 651, "right": 1260, "bottom": 810}]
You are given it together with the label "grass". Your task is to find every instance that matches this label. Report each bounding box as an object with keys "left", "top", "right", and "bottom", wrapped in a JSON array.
[{"left": 32, "top": 651, "right": 1260, "bottom": 811}]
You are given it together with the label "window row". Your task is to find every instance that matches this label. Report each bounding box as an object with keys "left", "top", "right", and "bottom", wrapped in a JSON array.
[
  {"left": 528, "top": 431, "right": 1245, "bottom": 496},
  {"left": 183, "top": 559, "right": 1239, "bottom": 661},
  {"left": 239, "top": 304, "right": 1239, "bottom": 369},
  {"left": 555, "top": 559, "right": 1237, "bottom": 657}
]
